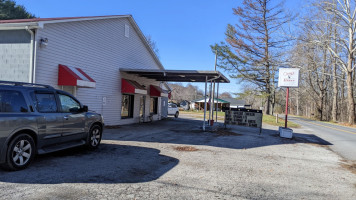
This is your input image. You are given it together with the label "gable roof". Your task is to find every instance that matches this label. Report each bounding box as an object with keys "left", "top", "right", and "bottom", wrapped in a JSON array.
[
  {"left": 223, "top": 98, "right": 245, "bottom": 106},
  {"left": 0, "top": 15, "right": 164, "bottom": 71},
  {"left": 191, "top": 97, "right": 229, "bottom": 104},
  {"left": 191, "top": 97, "right": 245, "bottom": 105}
]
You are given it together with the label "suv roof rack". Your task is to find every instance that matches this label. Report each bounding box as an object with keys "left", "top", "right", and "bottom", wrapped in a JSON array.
[{"left": 0, "top": 81, "right": 54, "bottom": 89}]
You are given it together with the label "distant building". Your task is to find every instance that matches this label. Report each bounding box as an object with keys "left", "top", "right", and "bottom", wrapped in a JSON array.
[
  {"left": 191, "top": 97, "right": 245, "bottom": 111},
  {"left": 222, "top": 98, "right": 245, "bottom": 108},
  {"left": 179, "top": 100, "right": 190, "bottom": 110}
]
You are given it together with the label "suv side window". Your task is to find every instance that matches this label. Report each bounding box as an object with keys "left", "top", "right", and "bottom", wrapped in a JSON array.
[
  {"left": 58, "top": 94, "right": 81, "bottom": 113},
  {"left": 32, "top": 93, "right": 58, "bottom": 113},
  {"left": 0, "top": 90, "right": 28, "bottom": 113}
]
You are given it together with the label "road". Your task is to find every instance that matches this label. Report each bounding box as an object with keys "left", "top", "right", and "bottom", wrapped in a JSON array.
[{"left": 286, "top": 115, "right": 356, "bottom": 161}]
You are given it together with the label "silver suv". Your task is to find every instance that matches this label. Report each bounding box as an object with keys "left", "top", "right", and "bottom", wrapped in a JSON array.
[{"left": 0, "top": 81, "right": 104, "bottom": 170}]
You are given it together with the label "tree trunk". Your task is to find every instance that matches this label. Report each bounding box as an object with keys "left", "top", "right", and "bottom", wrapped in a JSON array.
[
  {"left": 347, "top": 23, "right": 355, "bottom": 124},
  {"left": 342, "top": 72, "right": 345, "bottom": 101},
  {"left": 318, "top": 91, "right": 324, "bottom": 121},
  {"left": 263, "top": 0, "right": 271, "bottom": 115},
  {"left": 332, "top": 60, "right": 338, "bottom": 122},
  {"left": 346, "top": 70, "right": 355, "bottom": 124},
  {"left": 265, "top": 93, "right": 271, "bottom": 115}
]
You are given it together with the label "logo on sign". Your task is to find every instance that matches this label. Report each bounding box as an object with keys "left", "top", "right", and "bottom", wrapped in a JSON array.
[{"left": 278, "top": 68, "right": 300, "bottom": 88}]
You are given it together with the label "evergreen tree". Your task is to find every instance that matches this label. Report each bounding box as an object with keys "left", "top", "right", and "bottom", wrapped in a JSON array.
[{"left": 0, "top": 0, "right": 35, "bottom": 20}]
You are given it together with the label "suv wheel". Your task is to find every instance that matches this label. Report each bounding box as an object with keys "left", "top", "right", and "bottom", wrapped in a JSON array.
[
  {"left": 175, "top": 111, "right": 179, "bottom": 118},
  {"left": 87, "top": 124, "right": 102, "bottom": 149},
  {"left": 3, "top": 134, "right": 35, "bottom": 171}
]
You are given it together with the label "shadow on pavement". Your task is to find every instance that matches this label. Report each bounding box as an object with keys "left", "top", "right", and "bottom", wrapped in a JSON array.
[
  {"left": 0, "top": 144, "right": 179, "bottom": 184},
  {"left": 107, "top": 117, "right": 333, "bottom": 150}
]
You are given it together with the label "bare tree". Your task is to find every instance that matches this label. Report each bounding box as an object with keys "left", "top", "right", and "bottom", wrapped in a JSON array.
[
  {"left": 219, "top": 92, "right": 233, "bottom": 99},
  {"left": 146, "top": 35, "right": 159, "bottom": 57},
  {"left": 169, "top": 83, "right": 203, "bottom": 102},
  {"left": 316, "top": 0, "right": 356, "bottom": 124}
]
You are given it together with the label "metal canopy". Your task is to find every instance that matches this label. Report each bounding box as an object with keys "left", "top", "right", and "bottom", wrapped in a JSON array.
[{"left": 120, "top": 68, "right": 230, "bottom": 83}]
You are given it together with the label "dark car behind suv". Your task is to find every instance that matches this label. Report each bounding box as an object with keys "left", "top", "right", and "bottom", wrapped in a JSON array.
[{"left": 0, "top": 81, "right": 104, "bottom": 170}]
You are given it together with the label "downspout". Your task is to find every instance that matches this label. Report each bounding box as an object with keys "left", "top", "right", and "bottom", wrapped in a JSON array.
[{"left": 26, "top": 26, "right": 36, "bottom": 83}]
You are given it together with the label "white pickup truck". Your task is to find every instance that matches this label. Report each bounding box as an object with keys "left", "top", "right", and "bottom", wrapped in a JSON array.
[{"left": 168, "top": 103, "right": 179, "bottom": 118}]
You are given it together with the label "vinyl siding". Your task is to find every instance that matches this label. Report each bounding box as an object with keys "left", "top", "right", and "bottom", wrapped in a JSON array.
[{"left": 35, "top": 18, "right": 163, "bottom": 125}]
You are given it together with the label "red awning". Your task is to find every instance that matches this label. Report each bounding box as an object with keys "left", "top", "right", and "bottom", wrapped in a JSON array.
[
  {"left": 121, "top": 79, "right": 147, "bottom": 94},
  {"left": 58, "top": 64, "right": 96, "bottom": 88},
  {"left": 150, "top": 85, "right": 168, "bottom": 97}
]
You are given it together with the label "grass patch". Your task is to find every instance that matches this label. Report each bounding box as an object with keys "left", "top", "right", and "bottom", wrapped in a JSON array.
[
  {"left": 180, "top": 110, "right": 225, "bottom": 116},
  {"left": 181, "top": 111, "right": 300, "bottom": 128},
  {"left": 322, "top": 121, "right": 356, "bottom": 128},
  {"left": 263, "top": 114, "right": 300, "bottom": 128},
  {"left": 289, "top": 115, "right": 356, "bottom": 128}
]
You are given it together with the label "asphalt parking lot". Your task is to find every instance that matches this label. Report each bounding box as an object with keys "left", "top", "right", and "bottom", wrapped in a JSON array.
[{"left": 0, "top": 115, "right": 355, "bottom": 199}]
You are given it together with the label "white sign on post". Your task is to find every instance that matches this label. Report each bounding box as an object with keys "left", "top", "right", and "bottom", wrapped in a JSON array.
[{"left": 278, "top": 68, "right": 300, "bottom": 88}]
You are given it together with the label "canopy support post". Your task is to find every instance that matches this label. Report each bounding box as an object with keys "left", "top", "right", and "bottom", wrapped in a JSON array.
[
  {"left": 203, "top": 76, "right": 208, "bottom": 131},
  {"left": 216, "top": 82, "right": 219, "bottom": 122},
  {"left": 209, "top": 81, "right": 212, "bottom": 124},
  {"left": 211, "top": 80, "right": 215, "bottom": 125}
]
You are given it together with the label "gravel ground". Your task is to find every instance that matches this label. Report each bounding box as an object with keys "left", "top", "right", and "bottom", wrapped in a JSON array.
[{"left": 0, "top": 115, "right": 355, "bottom": 199}]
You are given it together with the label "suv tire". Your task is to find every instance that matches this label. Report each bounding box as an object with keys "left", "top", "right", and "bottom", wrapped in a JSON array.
[
  {"left": 175, "top": 112, "right": 179, "bottom": 118},
  {"left": 2, "top": 134, "right": 35, "bottom": 171},
  {"left": 87, "top": 124, "right": 102, "bottom": 149}
]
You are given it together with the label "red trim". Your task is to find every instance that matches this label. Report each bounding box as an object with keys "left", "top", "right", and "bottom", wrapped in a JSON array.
[
  {"left": 168, "top": 92, "right": 172, "bottom": 99},
  {"left": 121, "top": 79, "right": 136, "bottom": 94},
  {"left": 150, "top": 85, "right": 163, "bottom": 97},
  {"left": 76, "top": 68, "right": 96, "bottom": 82},
  {"left": 58, "top": 64, "right": 81, "bottom": 86}
]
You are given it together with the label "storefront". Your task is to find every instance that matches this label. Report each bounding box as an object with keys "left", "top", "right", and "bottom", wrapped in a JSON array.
[{"left": 0, "top": 15, "right": 230, "bottom": 127}]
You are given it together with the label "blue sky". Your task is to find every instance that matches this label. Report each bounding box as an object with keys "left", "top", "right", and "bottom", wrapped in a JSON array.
[{"left": 15, "top": 0, "right": 303, "bottom": 95}]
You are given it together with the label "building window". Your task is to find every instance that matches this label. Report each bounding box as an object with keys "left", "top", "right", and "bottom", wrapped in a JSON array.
[
  {"left": 58, "top": 94, "right": 81, "bottom": 113},
  {"left": 32, "top": 93, "right": 58, "bottom": 113},
  {"left": 121, "top": 94, "right": 134, "bottom": 119},
  {"left": 150, "top": 97, "right": 158, "bottom": 114},
  {"left": 0, "top": 90, "right": 28, "bottom": 113}
]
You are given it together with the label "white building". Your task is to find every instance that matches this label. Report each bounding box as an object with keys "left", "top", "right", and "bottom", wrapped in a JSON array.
[{"left": 0, "top": 15, "right": 170, "bottom": 125}]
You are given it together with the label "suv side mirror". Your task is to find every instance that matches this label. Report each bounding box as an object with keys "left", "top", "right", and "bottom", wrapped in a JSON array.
[{"left": 82, "top": 105, "right": 88, "bottom": 112}]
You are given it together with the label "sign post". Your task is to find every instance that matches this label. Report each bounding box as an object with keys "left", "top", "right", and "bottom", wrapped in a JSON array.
[
  {"left": 278, "top": 68, "right": 299, "bottom": 138},
  {"left": 285, "top": 87, "right": 289, "bottom": 128}
]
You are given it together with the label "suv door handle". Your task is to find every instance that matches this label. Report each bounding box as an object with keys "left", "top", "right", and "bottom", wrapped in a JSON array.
[{"left": 64, "top": 116, "right": 69, "bottom": 120}]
